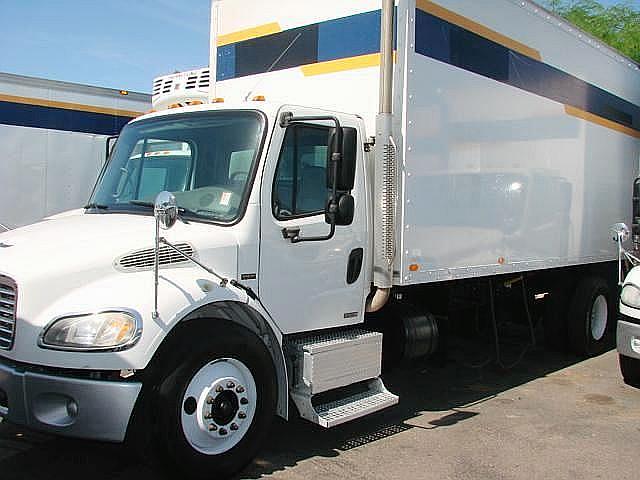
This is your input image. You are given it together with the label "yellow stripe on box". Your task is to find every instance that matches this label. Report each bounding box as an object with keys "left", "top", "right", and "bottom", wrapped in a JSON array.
[
  {"left": 416, "top": 0, "right": 542, "bottom": 61},
  {"left": 0, "top": 93, "right": 142, "bottom": 118},
  {"left": 301, "top": 53, "right": 383, "bottom": 77},
  {"left": 217, "top": 22, "right": 282, "bottom": 46},
  {"left": 565, "top": 105, "right": 640, "bottom": 139}
]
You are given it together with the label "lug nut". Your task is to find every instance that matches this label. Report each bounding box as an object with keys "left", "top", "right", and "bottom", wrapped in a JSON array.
[
  {"left": 226, "top": 381, "right": 235, "bottom": 389},
  {"left": 230, "top": 423, "right": 238, "bottom": 431},
  {"left": 206, "top": 396, "right": 214, "bottom": 404},
  {"left": 216, "top": 385, "right": 224, "bottom": 393},
  {"left": 219, "top": 428, "right": 228, "bottom": 436},
  {"left": 240, "top": 397, "right": 248, "bottom": 405},
  {"left": 236, "top": 386, "right": 245, "bottom": 393},
  {"left": 238, "top": 412, "right": 246, "bottom": 419},
  {"left": 208, "top": 424, "right": 217, "bottom": 432}
]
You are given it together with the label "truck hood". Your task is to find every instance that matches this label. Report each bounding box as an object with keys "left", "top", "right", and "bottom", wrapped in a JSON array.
[
  {"left": 0, "top": 212, "right": 239, "bottom": 329},
  {"left": 0, "top": 212, "right": 237, "bottom": 283}
]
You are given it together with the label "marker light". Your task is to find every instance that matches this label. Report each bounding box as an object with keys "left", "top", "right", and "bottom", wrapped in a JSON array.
[
  {"left": 252, "top": 95, "right": 266, "bottom": 101},
  {"left": 212, "top": 97, "right": 225, "bottom": 103}
]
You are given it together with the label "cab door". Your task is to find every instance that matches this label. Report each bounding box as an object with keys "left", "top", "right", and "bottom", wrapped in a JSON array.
[{"left": 258, "top": 107, "right": 369, "bottom": 334}]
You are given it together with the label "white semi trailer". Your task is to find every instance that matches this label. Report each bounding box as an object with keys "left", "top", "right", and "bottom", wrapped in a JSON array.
[
  {"left": 0, "top": 72, "right": 150, "bottom": 229},
  {"left": 1, "top": 0, "right": 639, "bottom": 477}
]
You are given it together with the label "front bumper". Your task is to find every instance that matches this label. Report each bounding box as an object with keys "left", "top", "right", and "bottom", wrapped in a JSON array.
[
  {"left": 617, "top": 314, "right": 640, "bottom": 361},
  {"left": 0, "top": 357, "right": 142, "bottom": 442}
]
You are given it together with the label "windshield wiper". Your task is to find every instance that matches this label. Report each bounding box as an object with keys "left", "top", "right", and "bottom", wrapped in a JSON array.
[
  {"left": 84, "top": 203, "right": 109, "bottom": 210},
  {"left": 129, "top": 200, "right": 154, "bottom": 208},
  {"left": 129, "top": 200, "right": 192, "bottom": 223}
]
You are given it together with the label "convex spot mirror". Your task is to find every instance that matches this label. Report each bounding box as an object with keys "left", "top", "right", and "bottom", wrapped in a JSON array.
[
  {"left": 327, "top": 127, "right": 357, "bottom": 191},
  {"left": 154, "top": 191, "right": 178, "bottom": 230},
  {"left": 610, "top": 222, "right": 630, "bottom": 243}
]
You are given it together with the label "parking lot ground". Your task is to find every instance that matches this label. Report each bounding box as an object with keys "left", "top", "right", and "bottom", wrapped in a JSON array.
[{"left": 1, "top": 348, "right": 638, "bottom": 480}]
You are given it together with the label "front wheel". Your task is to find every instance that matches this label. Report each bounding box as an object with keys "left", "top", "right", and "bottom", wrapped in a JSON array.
[
  {"left": 567, "top": 276, "right": 614, "bottom": 357},
  {"left": 153, "top": 322, "right": 277, "bottom": 479}
]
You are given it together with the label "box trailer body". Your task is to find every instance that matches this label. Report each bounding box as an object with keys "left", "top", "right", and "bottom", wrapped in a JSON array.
[
  {"left": 0, "top": 72, "right": 150, "bottom": 228},
  {"left": 210, "top": 0, "right": 640, "bottom": 285},
  {"left": 0, "top": 1, "right": 639, "bottom": 478}
]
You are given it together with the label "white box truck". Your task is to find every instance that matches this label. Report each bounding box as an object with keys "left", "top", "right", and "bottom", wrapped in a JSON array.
[
  {"left": 1, "top": 0, "right": 639, "bottom": 477},
  {"left": 0, "top": 72, "right": 150, "bottom": 229}
]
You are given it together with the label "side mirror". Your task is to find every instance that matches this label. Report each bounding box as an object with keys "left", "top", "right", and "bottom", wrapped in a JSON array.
[
  {"left": 154, "top": 191, "right": 178, "bottom": 230},
  {"left": 327, "top": 127, "right": 357, "bottom": 191},
  {"left": 326, "top": 194, "right": 355, "bottom": 226}
]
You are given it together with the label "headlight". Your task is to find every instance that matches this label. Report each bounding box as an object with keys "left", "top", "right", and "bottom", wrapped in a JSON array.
[
  {"left": 40, "top": 310, "right": 141, "bottom": 351},
  {"left": 621, "top": 284, "right": 640, "bottom": 309}
]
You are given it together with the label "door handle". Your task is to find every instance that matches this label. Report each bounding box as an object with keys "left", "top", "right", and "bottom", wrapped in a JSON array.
[{"left": 281, "top": 227, "right": 301, "bottom": 242}]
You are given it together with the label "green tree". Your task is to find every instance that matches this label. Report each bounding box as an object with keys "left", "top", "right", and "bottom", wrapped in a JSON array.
[{"left": 542, "top": 0, "right": 640, "bottom": 63}]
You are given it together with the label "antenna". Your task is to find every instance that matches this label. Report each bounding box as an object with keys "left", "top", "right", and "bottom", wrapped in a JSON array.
[{"left": 243, "top": 32, "right": 302, "bottom": 102}]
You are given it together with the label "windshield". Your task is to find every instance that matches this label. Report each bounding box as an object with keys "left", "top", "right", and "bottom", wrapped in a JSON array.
[{"left": 90, "top": 110, "right": 265, "bottom": 224}]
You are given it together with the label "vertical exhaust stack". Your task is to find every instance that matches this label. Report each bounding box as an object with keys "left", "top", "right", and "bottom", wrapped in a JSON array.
[
  {"left": 368, "top": 0, "right": 396, "bottom": 313},
  {"left": 208, "top": 0, "right": 222, "bottom": 104}
]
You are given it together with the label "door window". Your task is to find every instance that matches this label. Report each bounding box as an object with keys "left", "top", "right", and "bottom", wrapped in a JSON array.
[{"left": 272, "top": 125, "right": 330, "bottom": 219}]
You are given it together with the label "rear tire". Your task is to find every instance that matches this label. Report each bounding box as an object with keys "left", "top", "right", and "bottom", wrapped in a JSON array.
[
  {"left": 567, "top": 276, "right": 614, "bottom": 357},
  {"left": 619, "top": 354, "right": 640, "bottom": 387},
  {"left": 152, "top": 321, "right": 277, "bottom": 479}
]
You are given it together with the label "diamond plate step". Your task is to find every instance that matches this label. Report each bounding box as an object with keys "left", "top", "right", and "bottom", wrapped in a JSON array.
[{"left": 291, "top": 378, "right": 398, "bottom": 428}]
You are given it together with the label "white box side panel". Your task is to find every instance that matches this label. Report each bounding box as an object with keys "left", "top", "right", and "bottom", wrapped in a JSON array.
[
  {"left": 396, "top": 0, "right": 640, "bottom": 285},
  {"left": 0, "top": 125, "right": 105, "bottom": 228}
]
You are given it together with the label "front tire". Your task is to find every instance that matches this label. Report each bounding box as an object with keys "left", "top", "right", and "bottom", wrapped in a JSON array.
[
  {"left": 154, "top": 322, "right": 277, "bottom": 479},
  {"left": 619, "top": 354, "right": 640, "bottom": 387},
  {"left": 567, "top": 276, "right": 614, "bottom": 357}
]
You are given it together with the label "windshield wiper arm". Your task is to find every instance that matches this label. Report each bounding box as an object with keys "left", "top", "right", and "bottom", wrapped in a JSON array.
[
  {"left": 129, "top": 200, "right": 191, "bottom": 223},
  {"left": 129, "top": 200, "right": 154, "bottom": 208},
  {"left": 84, "top": 203, "right": 109, "bottom": 210}
]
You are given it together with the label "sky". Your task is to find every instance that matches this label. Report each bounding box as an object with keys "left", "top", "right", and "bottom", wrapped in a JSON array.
[{"left": 0, "top": 0, "right": 637, "bottom": 94}]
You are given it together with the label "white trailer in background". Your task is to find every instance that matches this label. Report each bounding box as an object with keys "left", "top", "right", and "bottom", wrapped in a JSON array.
[
  {"left": 0, "top": 1, "right": 639, "bottom": 478},
  {"left": 0, "top": 72, "right": 150, "bottom": 228}
]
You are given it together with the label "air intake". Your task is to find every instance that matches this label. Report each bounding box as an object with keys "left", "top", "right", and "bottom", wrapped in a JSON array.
[
  {"left": 0, "top": 276, "right": 17, "bottom": 351},
  {"left": 116, "top": 243, "right": 195, "bottom": 271}
]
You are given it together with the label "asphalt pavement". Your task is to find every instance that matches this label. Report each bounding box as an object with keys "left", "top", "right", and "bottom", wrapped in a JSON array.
[{"left": 1, "top": 347, "right": 638, "bottom": 479}]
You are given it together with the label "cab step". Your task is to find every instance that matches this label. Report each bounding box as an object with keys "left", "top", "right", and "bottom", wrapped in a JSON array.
[
  {"left": 292, "top": 377, "right": 398, "bottom": 428},
  {"left": 285, "top": 328, "right": 398, "bottom": 428}
]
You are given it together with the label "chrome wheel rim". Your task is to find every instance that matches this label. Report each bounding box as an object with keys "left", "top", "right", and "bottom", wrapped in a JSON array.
[
  {"left": 181, "top": 358, "right": 257, "bottom": 455},
  {"left": 590, "top": 295, "right": 607, "bottom": 341}
]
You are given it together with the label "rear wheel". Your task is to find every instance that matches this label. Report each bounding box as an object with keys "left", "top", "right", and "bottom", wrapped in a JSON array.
[
  {"left": 153, "top": 322, "right": 277, "bottom": 479},
  {"left": 567, "top": 277, "right": 614, "bottom": 357},
  {"left": 619, "top": 355, "right": 640, "bottom": 387}
]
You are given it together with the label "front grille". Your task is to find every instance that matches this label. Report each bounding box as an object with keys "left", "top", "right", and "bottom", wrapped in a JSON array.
[
  {"left": 0, "top": 276, "right": 16, "bottom": 350},
  {"left": 115, "top": 243, "right": 195, "bottom": 271}
]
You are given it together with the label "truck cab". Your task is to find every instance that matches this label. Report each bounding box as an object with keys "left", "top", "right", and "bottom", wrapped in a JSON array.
[{"left": 0, "top": 100, "right": 390, "bottom": 478}]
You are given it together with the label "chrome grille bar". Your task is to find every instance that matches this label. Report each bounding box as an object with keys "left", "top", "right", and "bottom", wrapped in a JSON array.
[{"left": 0, "top": 276, "right": 16, "bottom": 350}]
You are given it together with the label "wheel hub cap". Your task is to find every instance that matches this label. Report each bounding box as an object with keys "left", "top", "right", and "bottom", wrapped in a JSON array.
[
  {"left": 590, "top": 294, "right": 608, "bottom": 341},
  {"left": 180, "top": 358, "right": 257, "bottom": 455}
]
